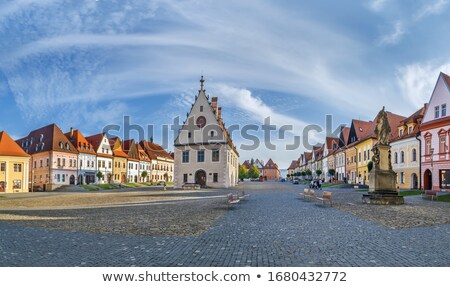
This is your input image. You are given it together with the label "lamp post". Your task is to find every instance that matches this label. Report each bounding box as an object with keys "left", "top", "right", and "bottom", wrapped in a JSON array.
[{"left": 430, "top": 148, "right": 434, "bottom": 167}]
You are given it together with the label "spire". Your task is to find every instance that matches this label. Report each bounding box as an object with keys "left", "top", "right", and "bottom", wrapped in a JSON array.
[{"left": 200, "top": 75, "right": 205, "bottom": 91}]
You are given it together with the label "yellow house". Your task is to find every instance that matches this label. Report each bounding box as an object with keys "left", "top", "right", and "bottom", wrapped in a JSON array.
[
  {"left": 109, "top": 137, "right": 128, "bottom": 184},
  {"left": 0, "top": 131, "right": 30, "bottom": 193}
]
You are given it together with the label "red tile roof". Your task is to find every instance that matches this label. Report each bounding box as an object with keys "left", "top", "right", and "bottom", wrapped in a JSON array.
[
  {"left": 287, "top": 160, "right": 299, "bottom": 170},
  {"left": 242, "top": 160, "right": 251, "bottom": 169},
  {"left": 122, "top": 139, "right": 139, "bottom": 162},
  {"left": 140, "top": 140, "right": 173, "bottom": 161},
  {"left": 64, "top": 129, "right": 96, "bottom": 155},
  {"left": 0, "top": 131, "right": 30, "bottom": 157},
  {"left": 16, "top": 124, "right": 78, "bottom": 155},
  {"left": 264, "top": 158, "right": 278, "bottom": 169}
]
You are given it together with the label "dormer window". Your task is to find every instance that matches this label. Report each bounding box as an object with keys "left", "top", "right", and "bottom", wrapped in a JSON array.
[
  {"left": 59, "top": 142, "right": 64, "bottom": 149},
  {"left": 399, "top": 129, "right": 403, "bottom": 137},
  {"left": 408, "top": 126, "right": 413, "bottom": 134},
  {"left": 39, "top": 134, "right": 44, "bottom": 142},
  {"left": 359, "top": 127, "right": 363, "bottom": 132}
]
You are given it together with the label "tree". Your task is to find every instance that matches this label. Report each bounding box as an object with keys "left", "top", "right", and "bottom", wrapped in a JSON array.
[
  {"left": 96, "top": 171, "right": 104, "bottom": 182},
  {"left": 368, "top": 161, "right": 373, "bottom": 172},
  {"left": 239, "top": 165, "right": 248, "bottom": 180},
  {"left": 306, "top": 169, "right": 312, "bottom": 176},
  {"left": 248, "top": 164, "right": 260, "bottom": 179},
  {"left": 141, "top": 171, "right": 148, "bottom": 182},
  {"left": 328, "top": 169, "right": 336, "bottom": 177},
  {"left": 301, "top": 171, "right": 306, "bottom": 177},
  {"left": 286, "top": 174, "right": 291, "bottom": 178},
  {"left": 316, "top": 169, "right": 322, "bottom": 177},
  {"left": 164, "top": 172, "right": 168, "bottom": 181}
]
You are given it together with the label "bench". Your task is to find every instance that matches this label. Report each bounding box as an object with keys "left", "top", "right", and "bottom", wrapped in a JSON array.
[
  {"left": 182, "top": 183, "right": 201, "bottom": 190},
  {"left": 422, "top": 190, "right": 438, "bottom": 201},
  {"left": 299, "top": 189, "right": 316, "bottom": 201},
  {"left": 237, "top": 190, "right": 250, "bottom": 200},
  {"left": 227, "top": 193, "right": 240, "bottom": 208},
  {"left": 316, "top": 191, "right": 333, "bottom": 206}
]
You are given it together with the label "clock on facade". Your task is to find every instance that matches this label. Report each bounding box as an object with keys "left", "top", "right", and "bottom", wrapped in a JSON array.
[{"left": 196, "top": 116, "right": 206, "bottom": 128}]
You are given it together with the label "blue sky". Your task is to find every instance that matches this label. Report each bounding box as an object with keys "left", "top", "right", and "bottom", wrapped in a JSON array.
[{"left": 1, "top": 0, "right": 450, "bottom": 168}]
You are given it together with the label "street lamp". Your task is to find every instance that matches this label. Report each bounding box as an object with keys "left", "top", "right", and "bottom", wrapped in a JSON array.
[{"left": 430, "top": 148, "right": 434, "bottom": 167}]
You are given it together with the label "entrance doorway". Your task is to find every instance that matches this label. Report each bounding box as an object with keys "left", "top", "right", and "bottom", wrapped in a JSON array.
[
  {"left": 70, "top": 175, "right": 75, "bottom": 185},
  {"left": 195, "top": 170, "right": 207, "bottom": 187},
  {"left": 424, "top": 169, "right": 432, "bottom": 190},
  {"left": 411, "top": 173, "right": 418, "bottom": 189}
]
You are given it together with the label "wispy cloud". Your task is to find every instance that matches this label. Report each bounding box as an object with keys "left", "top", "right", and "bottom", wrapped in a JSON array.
[
  {"left": 378, "top": 21, "right": 405, "bottom": 46},
  {"left": 414, "top": 0, "right": 448, "bottom": 21},
  {"left": 369, "top": 0, "right": 388, "bottom": 12}
]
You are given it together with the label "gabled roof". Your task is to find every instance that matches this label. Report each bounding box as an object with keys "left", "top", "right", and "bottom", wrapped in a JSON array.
[
  {"left": 264, "top": 158, "right": 278, "bottom": 169},
  {"left": 0, "top": 131, "right": 30, "bottom": 157},
  {"left": 352, "top": 119, "right": 373, "bottom": 140},
  {"left": 85, "top": 133, "right": 106, "bottom": 152},
  {"left": 392, "top": 105, "right": 427, "bottom": 143},
  {"left": 16, "top": 123, "right": 78, "bottom": 155},
  {"left": 64, "top": 129, "right": 96, "bottom": 155},
  {"left": 122, "top": 139, "right": 139, "bottom": 162},
  {"left": 359, "top": 111, "right": 406, "bottom": 143},
  {"left": 140, "top": 140, "right": 173, "bottom": 161},
  {"left": 108, "top": 137, "right": 129, "bottom": 158},
  {"left": 242, "top": 160, "right": 251, "bottom": 169},
  {"left": 305, "top": 152, "right": 312, "bottom": 161},
  {"left": 137, "top": 143, "right": 151, "bottom": 162},
  {"left": 287, "top": 160, "right": 299, "bottom": 170},
  {"left": 340, "top": 127, "right": 350, "bottom": 147}
]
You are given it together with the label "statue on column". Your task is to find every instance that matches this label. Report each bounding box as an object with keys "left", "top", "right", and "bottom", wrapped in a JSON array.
[{"left": 374, "top": 106, "right": 391, "bottom": 146}]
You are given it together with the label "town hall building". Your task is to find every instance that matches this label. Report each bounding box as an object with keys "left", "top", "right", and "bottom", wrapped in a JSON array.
[{"left": 173, "top": 77, "right": 239, "bottom": 188}]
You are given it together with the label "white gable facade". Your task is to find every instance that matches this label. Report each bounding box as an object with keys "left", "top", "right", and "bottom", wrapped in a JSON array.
[{"left": 174, "top": 77, "right": 239, "bottom": 188}]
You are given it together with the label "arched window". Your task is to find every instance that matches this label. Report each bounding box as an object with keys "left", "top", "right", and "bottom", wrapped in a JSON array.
[
  {"left": 412, "top": 148, "right": 417, "bottom": 162},
  {"left": 400, "top": 151, "right": 405, "bottom": 163},
  {"left": 394, "top": 152, "right": 398, "bottom": 164}
]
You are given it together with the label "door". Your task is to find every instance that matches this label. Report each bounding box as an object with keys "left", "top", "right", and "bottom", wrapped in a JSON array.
[
  {"left": 424, "top": 169, "right": 432, "bottom": 190},
  {"left": 411, "top": 173, "right": 418, "bottom": 189},
  {"left": 70, "top": 175, "right": 75, "bottom": 185},
  {"left": 195, "top": 170, "right": 207, "bottom": 187}
]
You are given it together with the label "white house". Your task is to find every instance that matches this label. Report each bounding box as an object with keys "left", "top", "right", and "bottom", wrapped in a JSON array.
[
  {"left": 86, "top": 133, "right": 113, "bottom": 183},
  {"left": 173, "top": 76, "right": 239, "bottom": 188}
]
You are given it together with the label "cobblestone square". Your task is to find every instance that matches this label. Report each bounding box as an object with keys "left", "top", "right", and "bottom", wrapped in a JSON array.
[{"left": 1, "top": 182, "right": 449, "bottom": 267}]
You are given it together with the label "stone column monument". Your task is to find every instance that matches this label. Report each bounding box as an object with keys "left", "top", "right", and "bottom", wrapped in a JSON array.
[{"left": 362, "top": 107, "right": 404, "bottom": 205}]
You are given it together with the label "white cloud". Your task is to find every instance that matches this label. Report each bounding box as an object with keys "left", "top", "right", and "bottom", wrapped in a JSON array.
[
  {"left": 369, "top": 0, "right": 388, "bottom": 12},
  {"left": 396, "top": 62, "right": 450, "bottom": 107},
  {"left": 414, "top": 0, "right": 448, "bottom": 21},
  {"left": 378, "top": 21, "right": 405, "bottom": 46}
]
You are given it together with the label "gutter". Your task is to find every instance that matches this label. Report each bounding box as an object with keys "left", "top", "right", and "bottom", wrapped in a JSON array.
[{"left": 415, "top": 131, "right": 421, "bottom": 190}]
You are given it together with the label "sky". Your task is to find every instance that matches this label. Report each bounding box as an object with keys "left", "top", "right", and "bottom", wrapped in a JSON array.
[{"left": 1, "top": 0, "right": 450, "bottom": 168}]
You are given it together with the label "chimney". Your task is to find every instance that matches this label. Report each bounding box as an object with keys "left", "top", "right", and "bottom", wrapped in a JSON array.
[
  {"left": 70, "top": 127, "right": 74, "bottom": 138},
  {"left": 211, "top": 97, "right": 218, "bottom": 113},
  {"left": 218, "top": 107, "right": 222, "bottom": 120}
]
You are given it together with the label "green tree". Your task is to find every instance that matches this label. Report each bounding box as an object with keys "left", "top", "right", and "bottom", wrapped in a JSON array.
[
  {"left": 316, "top": 169, "right": 322, "bottom": 177},
  {"left": 96, "top": 171, "right": 104, "bottom": 182},
  {"left": 306, "top": 169, "right": 312, "bottom": 176},
  {"left": 328, "top": 169, "right": 336, "bottom": 177},
  {"left": 239, "top": 165, "right": 248, "bottom": 180},
  {"left": 368, "top": 161, "right": 373, "bottom": 172},
  {"left": 286, "top": 174, "right": 291, "bottom": 178},
  {"left": 248, "top": 164, "right": 260, "bottom": 179},
  {"left": 141, "top": 171, "right": 148, "bottom": 182},
  {"left": 164, "top": 172, "right": 168, "bottom": 181}
]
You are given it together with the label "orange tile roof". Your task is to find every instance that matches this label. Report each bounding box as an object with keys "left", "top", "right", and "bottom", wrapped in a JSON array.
[
  {"left": 0, "top": 131, "right": 30, "bottom": 157},
  {"left": 264, "top": 158, "right": 279, "bottom": 169},
  {"left": 140, "top": 140, "right": 173, "bottom": 161},
  {"left": 85, "top": 133, "right": 105, "bottom": 152},
  {"left": 108, "top": 137, "right": 129, "bottom": 158},
  {"left": 287, "top": 160, "right": 299, "bottom": 170},
  {"left": 64, "top": 129, "right": 96, "bottom": 155}
]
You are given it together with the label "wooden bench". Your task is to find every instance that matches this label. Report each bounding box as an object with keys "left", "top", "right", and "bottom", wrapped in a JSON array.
[
  {"left": 227, "top": 193, "right": 240, "bottom": 208},
  {"left": 316, "top": 191, "right": 332, "bottom": 206},
  {"left": 182, "top": 183, "right": 201, "bottom": 190},
  {"left": 237, "top": 190, "right": 249, "bottom": 200},
  {"left": 299, "top": 189, "right": 316, "bottom": 201},
  {"left": 422, "top": 190, "right": 438, "bottom": 201}
]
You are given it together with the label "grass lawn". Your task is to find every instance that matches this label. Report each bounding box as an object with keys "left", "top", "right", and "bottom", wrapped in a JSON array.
[
  {"left": 0, "top": 195, "right": 5, "bottom": 199},
  {"left": 436, "top": 194, "right": 450, "bottom": 202},
  {"left": 321, "top": 183, "right": 345, "bottom": 188},
  {"left": 399, "top": 190, "right": 422, "bottom": 196},
  {"left": 95, "top": 184, "right": 118, "bottom": 190},
  {"left": 124, "top": 183, "right": 140, "bottom": 188},
  {"left": 141, "top": 182, "right": 153, "bottom": 186},
  {"left": 82, "top": 185, "right": 99, "bottom": 191}
]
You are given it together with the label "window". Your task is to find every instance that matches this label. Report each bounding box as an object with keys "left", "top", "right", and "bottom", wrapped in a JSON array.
[
  {"left": 69, "top": 159, "right": 72, "bottom": 167},
  {"left": 0, "top": 162, "right": 5, "bottom": 172},
  {"left": 367, "top": 149, "right": 370, "bottom": 160},
  {"left": 408, "top": 126, "right": 413, "bottom": 134},
  {"left": 364, "top": 151, "right": 366, "bottom": 161},
  {"left": 442, "top": 104, "right": 447, "bottom": 117},
  {"left": 62, "top": 174, "right": 65, "bottom": 182},
  {"left": 200, "top": 106, "right": 203, "bottom": 112},
  {"left": 197, "top": 150, "right": 205, "bottom": 162},
  {"left": 439, "top": 135, "right": 446, "bottom": 154},
  {"left": 399, "top": 129, "right": 403, "bottom": 137},
  {"left": 80, "top": 160, "right": 83, "bottom": 168},
  {"left": 394, "top": 152, "right": 398, "bottom": 164},
  {"left": 182, "top": 151, "right": 189, "bottom": 163},
  {"left": 183, "top": 174, "right": 188, "bottom": 183},
  {"left": 358, "top": 152, "right": 361, "bottom": 162},
  {"left": 412, "top": 148, "right": 417, "bottom": 162},
  {"left": 212, "top": 150, "right": 220, "bottom": 162},
  {"left": 109, "top": 162, "right": 112, "bottom": 169},
  {"left": 62, "top": 158, "right": 66, "bottom": 167},
  {"left": 46, "top": 159, "right": 49, "bottom": 167},
  {"left": 210, "top": 131, "right": 215, "bottom": 137},
  {"left": 13, "top": 180, "right": 21, "bottom": 189},
  {"left": 400, "top": 172, "right": 405, "bottom": 184},
  {"left": 34, "top": 161, "right": 37, "bottom": 168},
  {"left": 400, "top": 151, "right": 405, "bottom": 163},
  {"left": 435, "top": 106, "right": 440, "bottom": 118},
  {"left": 40, "top": 160, "right": 43, "bottom": 167},
  {"left": 426, "top": 138, "right": 432, "bottom": 155},
  {"left": 13, "top": 164, "right": 22, "bottom": 172},
  {"left": 213, "top": 173, "right": 218, "bottom": 182},
  {"left": 57, "top": 174, "right": 61, "bottom": 182},
  {"left": 188, "top": 132, "right": 192, "bottom": 138}
]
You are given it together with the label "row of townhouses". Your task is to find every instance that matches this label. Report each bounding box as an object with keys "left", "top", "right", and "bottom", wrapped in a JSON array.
[
  {"left": 242, "top": 158, "right": 281, "bottom": 181},
  {"left": 0, "top": 124, "right": 174, "bottom": 192},
  {"left": 288, "top": 72, "right": 450, "bottom": 191}
]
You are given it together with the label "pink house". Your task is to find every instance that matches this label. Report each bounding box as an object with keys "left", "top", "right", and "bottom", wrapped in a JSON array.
[{"left": 420, "top": 72, "right": 450, "bottom": 190}]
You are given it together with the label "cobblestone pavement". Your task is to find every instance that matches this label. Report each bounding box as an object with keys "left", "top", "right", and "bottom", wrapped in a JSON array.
[{"left": 1, "top": 182, "right": 450, "bottom": 267}]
